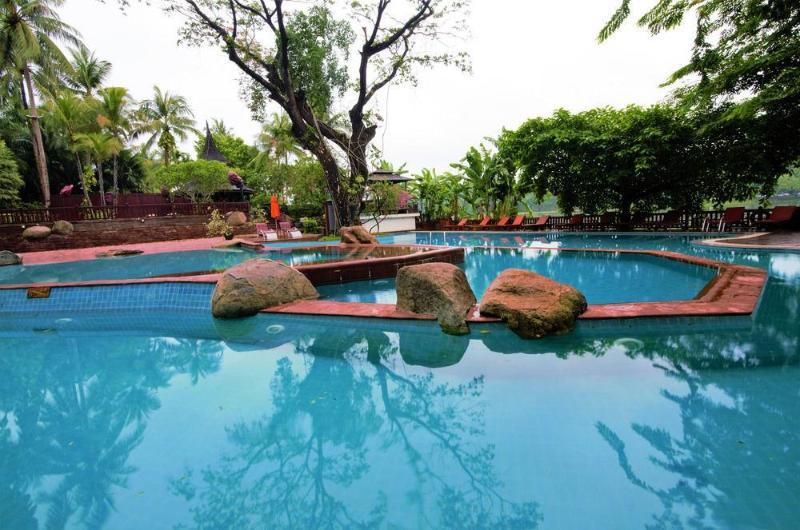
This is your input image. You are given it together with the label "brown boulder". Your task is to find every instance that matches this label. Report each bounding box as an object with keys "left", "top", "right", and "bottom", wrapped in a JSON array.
[
  {"left": 212, "top": 258, "right": 319, "bottom": 318},
  {"left": 340, "top": 225, "right": 377, "bottom": 245},
  {"left": 51, "top": 220, "right": 74, "bottom": 236},
  {"left": 96, "top": 249, "right": 144, "bottom": 258},
  {"left": 396, "top": 262, "right": 477, "bottom": 335},
  {"left": 22, "top": 225, "right": 51, "bottom": 240},
  {"left": 0, "top": 250, "right": 22, "bottom": 266},
  {"left": 226, "top": 211, "right": 247, "bottom": 226},
  {"left": 480, "top": 269, "right": 587, "bottom": 338}
]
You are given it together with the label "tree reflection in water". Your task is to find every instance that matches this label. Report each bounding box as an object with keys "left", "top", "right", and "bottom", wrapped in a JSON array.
[
  {"left": 170, "top": 327, "right": 541, "bottom": 529},
  {"left": 0, "top": 335, "right": 224, "bottom": 529}
]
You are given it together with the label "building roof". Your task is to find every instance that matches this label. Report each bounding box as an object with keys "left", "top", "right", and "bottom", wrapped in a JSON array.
[
  {"left": 369, "top": 169, "right": 412, "bottom": 183},
  {"left": 200, "top": 122, "right": 229, "bottom": 164}
]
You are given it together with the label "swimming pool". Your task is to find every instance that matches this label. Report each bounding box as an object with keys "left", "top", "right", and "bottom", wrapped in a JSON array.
[
  {"left": 0, "top": 245, "right": 428, "bottom": 284},
  {"left": 1, "top": 232, "right": 798, "bottom": 529}
]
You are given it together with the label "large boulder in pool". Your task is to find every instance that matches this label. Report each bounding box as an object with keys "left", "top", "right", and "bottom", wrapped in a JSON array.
[
  {"left": 0, "top": 250, "right": 21, "bottom": 266},
  {"left": 480, "top": 269, "right": 587, "bottom": 339},
  {"left": 51, "top": 220, "right": 74, "bottom": 236},
  {"left": 340, "top": 225, "right": 377, "bottom": 245},
  {"left": 226, "top": 211, "right": 247, "bottom": 227},
  {"left": 212, "top": 258, "right": 319, "bottom": 318},
  {"left": 22, "top": 225, "right": 51, "bottom": 240},
  {"left": 396, "top": 262, "right": 476, "bottom": 335}
]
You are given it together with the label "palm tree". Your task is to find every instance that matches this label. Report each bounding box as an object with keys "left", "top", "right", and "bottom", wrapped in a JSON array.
[
  {"left": 253, "top": 112, "right": 304, "bottom": 168},
  {"left": 96, "top": 87, "right": 131, "bottom": 204},
  {"left": 43, "top": 91, "right": 93, "bottom": 204},
  {"left": 74, "top": 132, "right": 121, "bottom": 206},
  {"left": 136, "top": 86, "right": 195, "bottom": 166},
  {"left": 0, "top": 0, "right": 81, "bottom": 206},
  {"left": 67, "top": 45, "right": 111, "bottom": 97}
]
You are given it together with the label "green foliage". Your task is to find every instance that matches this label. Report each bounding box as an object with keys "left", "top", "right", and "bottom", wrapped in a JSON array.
[
  {"left": 598, "top": 0, "right": 800, "bottom": 166},
  {"left": 451, "top": 143, "right": 519, "bottom": 217},
  {"left": 249, "top": 156, "right": 326, "bottom": 211},
  {"left": 283, "top": 6, "right": 354, "bottom": 115},
  {"left": 205, "top": 209, "right": 231, "bottom": 237},
  {"left": 193, "top": 130, "right": 258, "bottom": 169},
  {"left": 499, "top": 105, "right": 793, "bottom": 216},
  {"left": 137, "top": 86, "right": 196, "bottom": 165},
  {"left": 409, "top": 168, "right": 463, "bottom": 222},
  {"left": 364, "top": 182, "right": 400, "bottom": 227},
  {"left": 0, "top": 139, "right": 23, "bottom": 207},
  {"left": 154, "top": 160, "right": 230, "bottom": 203}
]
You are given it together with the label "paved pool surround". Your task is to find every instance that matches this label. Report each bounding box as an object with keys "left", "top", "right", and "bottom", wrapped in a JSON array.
[{"left": 0, "top": 241, "right": 767, "bottom": 324}]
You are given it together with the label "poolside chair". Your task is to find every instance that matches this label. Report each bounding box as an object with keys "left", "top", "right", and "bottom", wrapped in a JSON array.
[
  {"left": 255, "top": 222, "right": 278, "bottom": 241},
  {"left": 279, "top": 221, "right": 303, "bottom": 239},
  {"left": 485, "top": 216, "right": 511, "bottom": 230},
  {"left": 757, "top": 206, "right": 798, "bottom": 230},
  {"left": 526, "top": 215, "right": 549, "bottom": 231},
  {"left": 467, "top": 216, "right": 492, "bottom": 231},
  {"left": 507, "top": 214, "right": 525, "bottom": 230},
  {"left": 444, "top": 218, "right": 469, "bottom": 231},
  {"left": 716, "top": 207, "right": 747, "bottom": 232}
]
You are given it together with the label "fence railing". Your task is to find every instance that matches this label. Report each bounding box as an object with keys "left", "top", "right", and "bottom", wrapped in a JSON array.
[
  {"left": 524, "top": 209, "right": 773, "bottom": 231},
  {"left": 0, "top": 202, "right": 250, "bottom": 225}
]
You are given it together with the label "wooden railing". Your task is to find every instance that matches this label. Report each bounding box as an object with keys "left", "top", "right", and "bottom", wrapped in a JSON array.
[
  {"left": 0, "top": 202, "right": 250, "bottom": 225},
  {"left": 523, "top": 209, "right": 773, "bottom": 231}
]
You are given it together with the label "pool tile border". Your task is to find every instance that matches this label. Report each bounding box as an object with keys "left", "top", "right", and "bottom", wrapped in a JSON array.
[{"left": 0, "top": 245, "right": 767, "bottom": 322}]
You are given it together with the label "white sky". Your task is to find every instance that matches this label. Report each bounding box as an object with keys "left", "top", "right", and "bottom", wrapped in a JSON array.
[{"left": 62, "top": 0, "right": 695, "bottom": 173}]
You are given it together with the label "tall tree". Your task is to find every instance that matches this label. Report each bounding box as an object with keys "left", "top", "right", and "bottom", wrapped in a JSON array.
[
  {"left": 136, "top": 85, "right": 195, "bottom": 166},
  {"left": 75, "top": 131, "right": 121, "bottom": 206},
  {"left": 253, "top": 112, "right": 304, "bottom": 168},
  {"left": 0, "top": 138, "right": 23, "bottom": 206},
  {"left": 96, "top": 86, "right": 132, "bottom": 203},
  {"left": 598, "top": 0, "right": 800, "bottom": 172},
  {"left": 0, "top": 0, "right": 81, "bottom": 206},
  {"left": 120, "top": 0, "right": 469, "bottom": 227},
  {"left": 42, "top": 90, "right": 93, "bottom": 204},
  {"left": 67, "top": 45, "right": 111, "bottom": 97}
]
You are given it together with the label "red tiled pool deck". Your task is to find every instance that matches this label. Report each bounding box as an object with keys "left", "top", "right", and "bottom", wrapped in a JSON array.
[{"left": 4, "top": 238, "right": 768, "bottom": 323}]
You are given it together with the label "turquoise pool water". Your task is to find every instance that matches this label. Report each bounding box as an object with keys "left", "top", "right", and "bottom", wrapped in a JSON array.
[
  {"left": 1, "top": 233, "right": 798, "bottom": 529},
  {"left": 0, "top": 246, "right": 384, "bottom": 284},
  {"left": 319, "top": 247, "right": 716, "bottom": 304}
]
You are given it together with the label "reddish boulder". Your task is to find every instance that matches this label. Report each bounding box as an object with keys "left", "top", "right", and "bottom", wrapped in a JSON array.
[
  {"left": 212, "top": 258, "right": 318, "bottom": 318},
  {"left": 226, "top": 211, "right": 247, "bottom": 227},
  {"left": 480, "top": 269, "right": 587, "bottom": 338},
  {"left": 340, "top": 225, "right": 377, "bottom": 245},
  {"left": 22, "top": 225, "right": 51, "bottom": 240},
  {"left": 396, "top": 262, "right": 477, "bottom": 335}
]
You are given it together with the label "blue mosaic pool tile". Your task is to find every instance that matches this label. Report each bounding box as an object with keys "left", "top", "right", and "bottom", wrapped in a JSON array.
[{"left": 0, "top": 282, "right": 214, "bottom": 315}]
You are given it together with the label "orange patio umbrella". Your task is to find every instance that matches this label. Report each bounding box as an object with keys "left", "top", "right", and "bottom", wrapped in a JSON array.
[{"left": 270, "top": 194, "right": 280, "bottom": 230}]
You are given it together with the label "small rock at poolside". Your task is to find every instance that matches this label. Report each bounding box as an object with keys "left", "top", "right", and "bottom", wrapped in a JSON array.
[
  {"left": 0, "top": 250, "right": 22, "bottom": 266},
  {"left": 226, "top": 211, "right": 247, "bottom": 226},
  {"left": 396, "top": 262, "right": 477, "bottom": 335},
  {"left": 22, "top": 225, "right": 51, "bottom": 240},
  {"left": 96, "top": 249, "right": 144, "bottom": 258},
  {"left": 212, "top": 258, "right": 319, "bottom": 318},
  {"left": 340, "top": 225, "right": 377, "bottom": 245},
  {"left": 51, "top": 220, "right": 74, "bottom": 236},
  {"left": 480, "top": 269, "right": 587, "bottom": 338}
]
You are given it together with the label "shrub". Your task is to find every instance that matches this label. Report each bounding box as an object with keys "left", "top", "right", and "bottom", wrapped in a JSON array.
[{"left": 206, "top": 209, "right": 232, "bottom": 237}]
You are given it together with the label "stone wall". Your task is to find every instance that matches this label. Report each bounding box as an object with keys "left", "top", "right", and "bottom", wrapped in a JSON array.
[{"left": 0, "top": 216, "right": 253, "bottom": 253}]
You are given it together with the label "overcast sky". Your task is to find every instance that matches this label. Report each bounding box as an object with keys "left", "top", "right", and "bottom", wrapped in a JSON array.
[{"left": 62, "top": 0, "right": 695, "bottom": 173}]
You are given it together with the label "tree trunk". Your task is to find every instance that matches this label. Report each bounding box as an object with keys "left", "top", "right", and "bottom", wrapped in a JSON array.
[
  {"left": 97, "top": 161, "right": 106, "bottom": 206},
  {"left": 22, "top": 66, "right": 50, "bottom": 207},
  {"left": 112, "top": 155, "right": 119, "bottom": 205},
  {"left": 75, "top": 154, "right": 92, "bottom": 206},
  {"left": 163, "top": 148, "right": 171, "bottom": 166}
]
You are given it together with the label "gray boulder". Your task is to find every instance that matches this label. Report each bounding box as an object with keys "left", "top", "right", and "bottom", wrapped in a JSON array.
[{"left": 0, "top": 250, "right": 22, "bottom": 266}]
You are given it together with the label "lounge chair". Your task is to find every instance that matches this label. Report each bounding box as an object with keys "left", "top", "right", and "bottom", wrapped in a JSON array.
[
  {"left": 757, "top": 206, "right": 798, "bottom": 230},
  {"left": 525, "top": 215, "right": 549, "bottom": 231},
  {"left": 444, "top": 218, "right": 469, "bottom": 231},
  {"left": 485, "top": 216, "right": 510, "bottom": 230},
  {"left": 507, "top": 214, "right": 525, "bottom": 230},
  {"left": 279, "top": 221, "right": 303, "bottom": 239},
  {"left": 467, "top": 216, "right": 492, "bottom": 231},
  {"left": 255, "top": 222, "right": 278, "bottom": 241},
  {"left": 716, "top": 207, "right": 747, "bottom": 232}
]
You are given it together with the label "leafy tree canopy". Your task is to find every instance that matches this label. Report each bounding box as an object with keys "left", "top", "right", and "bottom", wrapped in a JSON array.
[
  {"left": 0, "top": 139, "right": 23, "bottom": 207},
  {"left": 153, "top": 159, "right": 230, "bottom": 203},
  {"left": 193, "top": 129, "right": 258, "bottom": 169}
]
